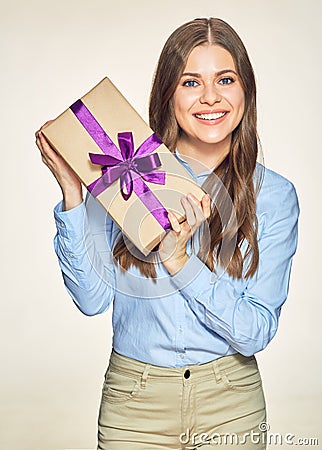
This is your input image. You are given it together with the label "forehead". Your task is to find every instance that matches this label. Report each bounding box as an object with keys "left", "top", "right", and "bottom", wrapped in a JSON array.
[{"left": 183, "top": 44, "right": 236, "bottom": 74}]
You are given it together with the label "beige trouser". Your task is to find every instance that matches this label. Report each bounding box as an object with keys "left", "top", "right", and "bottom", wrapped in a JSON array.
[{"left": 97, "top": 350, "right": 267, "bottom": 449}]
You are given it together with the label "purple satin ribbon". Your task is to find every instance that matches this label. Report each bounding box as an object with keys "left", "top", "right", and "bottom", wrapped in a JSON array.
[{"left": 70, "top": 99, "right": 171, "bottom": 230}]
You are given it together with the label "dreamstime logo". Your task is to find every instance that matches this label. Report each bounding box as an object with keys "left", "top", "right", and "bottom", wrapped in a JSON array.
[
  {"left": 179, "top": 423, "right": 319, "bottom": 447},
  {"left": 81, "top": 153, "right": 239, "bottom": 299}
]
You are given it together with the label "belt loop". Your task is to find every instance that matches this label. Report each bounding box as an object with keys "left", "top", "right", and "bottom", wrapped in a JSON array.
[
  {"left": 141, "top": 364, "right": 150, "bottom": 389},
  {"left": 212, "top": 360, "right": 222, "bottom": 383}
]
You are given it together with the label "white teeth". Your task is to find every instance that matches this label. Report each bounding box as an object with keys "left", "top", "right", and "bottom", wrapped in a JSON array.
[{"left": 195, "top": 112, "right": 226, "bottom": 120}]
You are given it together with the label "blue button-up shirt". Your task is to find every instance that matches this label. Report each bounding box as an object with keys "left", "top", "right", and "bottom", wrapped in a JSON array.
[{"left": 53, "top": 151, "right": 299, "bottom": 368}]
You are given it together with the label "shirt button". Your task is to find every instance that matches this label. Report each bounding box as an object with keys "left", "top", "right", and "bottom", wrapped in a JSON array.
[
  {"left": 179, "top": 354, "right": 185, "bottom": 359},
  {"left": 60, "top": 222, "right": 65, "bottom": 227},
  {"left": 179, "top": 328, "right": 183, "bottom": 333},
  {"left": 67, "top": 253, "right": 74, "bottom": 258},
  {"left": 184, "top": 369, "right": 190, "bottom": 379}
]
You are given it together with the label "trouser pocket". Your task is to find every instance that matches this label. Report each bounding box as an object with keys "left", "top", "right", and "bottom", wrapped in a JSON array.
[
  {"left": 220, "top": 356, "right": 263, "bottom": 392},
  {"left": 102, "top": 368, "right": 141, "bottom": 404}
]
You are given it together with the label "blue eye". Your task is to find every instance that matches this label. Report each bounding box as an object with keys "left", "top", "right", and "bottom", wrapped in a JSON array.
[
  {"left": 183, "top": 80, "right": 199, "bottom": 87},
  {"left": 219, "top": 77, "right": 234, "bottom": 85}
]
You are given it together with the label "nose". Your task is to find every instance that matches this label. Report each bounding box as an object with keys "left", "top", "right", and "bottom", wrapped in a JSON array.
[{"left": 199, "top": 84, "right": 221, "bottom": 106}]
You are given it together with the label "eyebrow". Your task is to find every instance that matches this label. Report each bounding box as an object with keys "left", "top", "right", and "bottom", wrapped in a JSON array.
[{"left": 181, "top": 69, "right": 238, "bottom": 78}]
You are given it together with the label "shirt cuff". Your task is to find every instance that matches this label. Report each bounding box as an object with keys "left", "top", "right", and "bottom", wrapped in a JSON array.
[
  {"left": 170, "top": 254, "right": 218, "bottom": 298},
  {"left": 54, "top": 200, "right": 86, "bottom": 239}
]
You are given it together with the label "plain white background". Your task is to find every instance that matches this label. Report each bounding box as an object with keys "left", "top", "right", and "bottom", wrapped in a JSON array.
[{"left": 1, "top": 0, "right": 321, "bottom": 448}]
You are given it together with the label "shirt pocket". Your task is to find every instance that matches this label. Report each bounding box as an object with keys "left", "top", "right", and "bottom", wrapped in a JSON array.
[{"left": 102, "top": 368, "right": 141, "bottom": 404}]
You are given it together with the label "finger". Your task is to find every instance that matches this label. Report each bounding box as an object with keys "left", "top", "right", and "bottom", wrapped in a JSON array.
[
  {"left": 188, "top": 194, "right": 206, "bottom": 223},
  {"left": 35, "top": 120, "right": 53, "bottom": 139},
  {"left": 36, "top": 138, "right": 57, "bottom": 173},
  {"left": 185, "top": 194, "right": 207, "bottom": 227},
  {"left": 35, "top": 128, "right": 42, "bottom": 138},
  {"left": 35, "top": 130, "right": 45, "bottom": 146},
  {"left": 41, "top": 120, "right": 54, "bottom": 129},
  {"left": 168, "top": 211, "right": 181, "bottom": 233},
  {"left": 35, "top": 134, "right": 47, "bottom": 156},
  {"left": 187, "top": 193, "right": 211, "bottom": 223},
  {"left": 39, "top": 150, "right": 51, "bottom": 169},
  {"left": 35, "top": 135, "right": 46, "bottom": 156},
  {"left": 35, "top": 134, "right": 41, "bottom": 149},
  {"left": 39, "top": 132, "right": 59, "bottom": 155},
  {"left": 201, "top": 194, "right": 211, "bottom": 219},
  {"left": 37, "top": 133, "right": 58, "bottom": 161},
  {"left": 38, "top": 131, "right": 49, "bottom": 147},
  {"left": 41, "top": 154, "right": 50, "bottom": 168},
  {"left": 181, "top": 196, "right": 196, "bottom": 228}
]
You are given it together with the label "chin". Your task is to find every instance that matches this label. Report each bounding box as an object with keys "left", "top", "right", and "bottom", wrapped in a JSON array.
[{"left": 197, "top": 135, "right": 229, "bottom": 145}]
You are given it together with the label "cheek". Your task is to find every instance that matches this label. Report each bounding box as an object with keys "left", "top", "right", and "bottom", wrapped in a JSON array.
[
  {"left": 172, "top": 94, "right": 181, "bottom": 120},
  {"left": 173, "top": 98, "right": 188, "bottom": 127},
  {"left": 234, "top": 90, "right": 245, "bottom": 114},
  {"left": 229, "top": 90, "right": 245, "bottom": 125},
  {"left": 173, "top": 89, "right": 196, "bottom": 117}
]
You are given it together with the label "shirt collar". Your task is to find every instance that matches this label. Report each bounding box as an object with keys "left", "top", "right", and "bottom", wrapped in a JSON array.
[{"left": 173, "top": 149, "right": 213, "bottom": 182}]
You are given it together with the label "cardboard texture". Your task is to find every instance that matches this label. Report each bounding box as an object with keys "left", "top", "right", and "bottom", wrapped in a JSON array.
[{"left": 42, "top": 78, "right": 205, "bottom": 256}]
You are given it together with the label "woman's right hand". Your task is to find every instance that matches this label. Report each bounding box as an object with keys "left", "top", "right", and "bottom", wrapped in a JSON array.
[{"left": 35, "top": 121, "right": 83, "bottom": 211}]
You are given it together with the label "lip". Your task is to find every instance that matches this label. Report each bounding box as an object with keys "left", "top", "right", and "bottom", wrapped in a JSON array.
[{"left": 193, "top": 110, "right": 229, "bottom": 126}]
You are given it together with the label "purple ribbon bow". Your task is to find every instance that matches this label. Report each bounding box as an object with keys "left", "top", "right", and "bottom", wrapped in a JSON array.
[
  {"left": 70, "top": 99, "right": 171, "bottom": 230},
  {"left": 89, "top": 131, "right": 165, "bottom": 201}
]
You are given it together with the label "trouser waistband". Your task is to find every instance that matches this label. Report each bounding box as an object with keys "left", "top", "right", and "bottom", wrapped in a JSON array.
[{"left": 108, "top": 349, "right": 256, "bottom": 384}]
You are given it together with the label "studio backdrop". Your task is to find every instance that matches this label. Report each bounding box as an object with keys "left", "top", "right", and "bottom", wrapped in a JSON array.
[{"left": 1, "top": 0, "right": 321, "bottom": 449}]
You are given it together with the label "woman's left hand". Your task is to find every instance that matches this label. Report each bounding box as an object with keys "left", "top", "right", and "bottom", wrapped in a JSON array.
[{"left": 159, "top": 193, "right": 211, "bottom": 275}]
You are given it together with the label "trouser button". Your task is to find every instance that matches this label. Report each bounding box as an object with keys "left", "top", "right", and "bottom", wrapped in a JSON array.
[{"left": 184, "top": 369, "right": 190, "bottom": 379}]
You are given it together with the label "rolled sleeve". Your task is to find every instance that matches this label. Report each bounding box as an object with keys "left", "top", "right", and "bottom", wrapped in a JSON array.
[
  {"left": 54, "top": 200, "right": 86, "bottom": 239},
  {"left": 170, "top": 177, "right": 300, "bottom": 356}
]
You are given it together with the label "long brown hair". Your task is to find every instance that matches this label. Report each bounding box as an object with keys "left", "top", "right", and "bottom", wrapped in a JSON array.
[{"left": 113, "top": 18, "right": 263, "bottom": 280}]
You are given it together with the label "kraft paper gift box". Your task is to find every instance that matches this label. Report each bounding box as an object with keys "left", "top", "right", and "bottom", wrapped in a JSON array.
[{"left": 42, "top": 77, "right": 205, "bottom": 256}]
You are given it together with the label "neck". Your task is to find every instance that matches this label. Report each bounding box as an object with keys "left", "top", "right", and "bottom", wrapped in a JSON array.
[{"left": 176, "top": 135, "right": 231, "bottom": 174}]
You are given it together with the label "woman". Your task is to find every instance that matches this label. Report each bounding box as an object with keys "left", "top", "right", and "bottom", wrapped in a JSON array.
[{"left": 35, "top": 18, "right": 299, "bottom": 450}]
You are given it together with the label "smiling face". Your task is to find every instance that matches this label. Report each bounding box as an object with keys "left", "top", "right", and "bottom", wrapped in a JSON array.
[{"left": 173, "top": 44, "right": 245, "bottom": 161}]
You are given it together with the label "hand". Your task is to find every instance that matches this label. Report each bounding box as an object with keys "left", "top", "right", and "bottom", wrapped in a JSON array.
[
  {"left": 159, "top": 193, "right": 211, "bottom": 275},
  {"left": 35, "top": 121, "right": 83, "bottom": 210}
]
